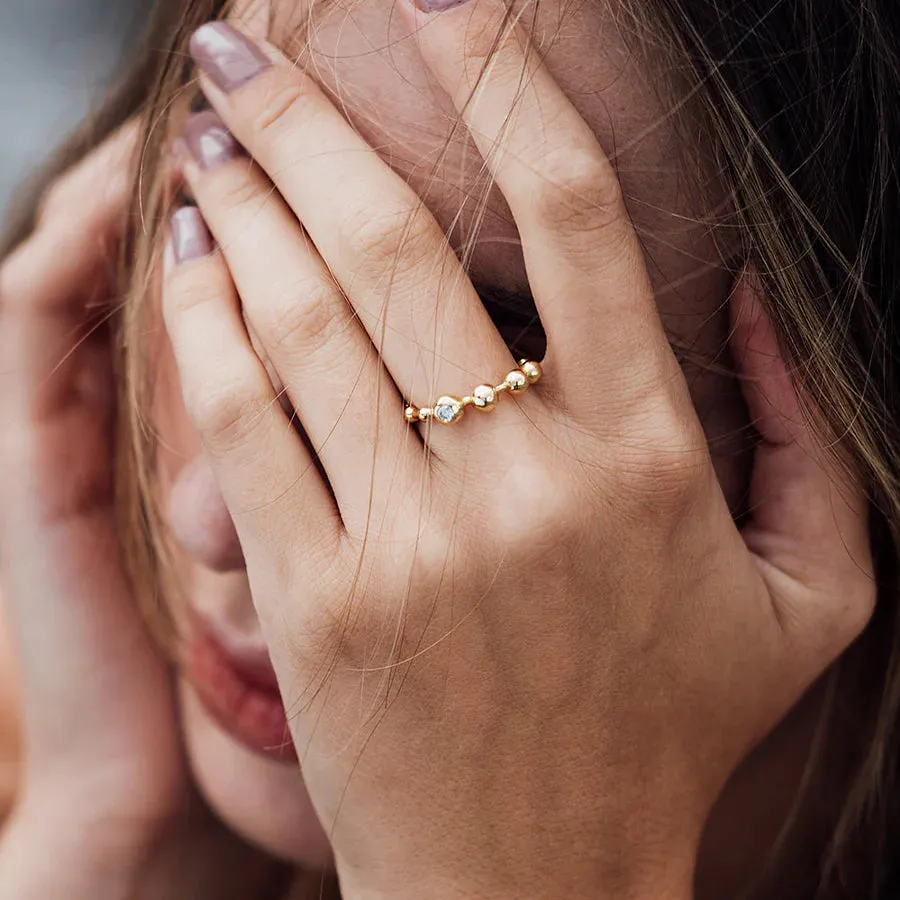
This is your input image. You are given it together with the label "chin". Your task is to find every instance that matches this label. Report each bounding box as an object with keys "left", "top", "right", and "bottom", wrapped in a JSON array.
[{"left": 180, "top": 682, "right": 334, "bottom": 867}]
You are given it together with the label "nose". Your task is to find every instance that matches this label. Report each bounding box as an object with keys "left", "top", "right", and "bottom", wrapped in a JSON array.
[{"left": 168, "top": 455, "right": 245, "bottom": 572}]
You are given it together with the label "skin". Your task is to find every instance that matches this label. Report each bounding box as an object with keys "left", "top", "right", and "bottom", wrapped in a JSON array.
[
  {"left": 165, "top": 1, "right": 871, "bottom": 897},
  {"left": 0, "top": 0, "right": 876, "bottom": 896},
  {"left": 0, "top": 617, "right": 20, "bottom": 825},
  {"left": 3, "top": 5, "right": 743, "bottom": 856},
  {"left": 163, "top": 0, "right": 751, "bottom": 864}
]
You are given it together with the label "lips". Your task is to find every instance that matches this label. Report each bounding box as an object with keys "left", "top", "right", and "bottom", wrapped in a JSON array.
[{"left": 186, "top": 622, "right": 297, "bottom": 762}]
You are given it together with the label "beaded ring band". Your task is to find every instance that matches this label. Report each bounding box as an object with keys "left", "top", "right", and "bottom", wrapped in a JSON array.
[{"left": 404, "top": 359, "right": 543, "bottom": 426}]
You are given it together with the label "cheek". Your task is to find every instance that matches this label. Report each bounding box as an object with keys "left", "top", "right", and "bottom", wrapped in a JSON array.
[
  {"left": 180, "top": 682, "right": 334, "bottom": 866},
  {"left": 154, "top": 333, "right": 331, "bottom": 864},
  {"left": 154, "top": 333, "right": 203, "bottom": 499}
]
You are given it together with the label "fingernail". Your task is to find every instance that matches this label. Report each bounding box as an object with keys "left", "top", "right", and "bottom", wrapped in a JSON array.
[
  {"left": 169, "top": 207, "right": 214, "bottom": 266},
  {"left": 411, "top": 0, "right": 472, "bottom": 12},
  {"left": 190, "top": 22, "right": 271, "bottom": 94},
  {"left": 182, "top": 111, "right": 244, "bottom": 171}
]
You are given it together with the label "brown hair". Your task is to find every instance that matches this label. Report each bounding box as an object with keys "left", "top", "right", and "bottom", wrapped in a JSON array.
[{"left": 3, "top": 0, "right": 900, "bottom": 897}]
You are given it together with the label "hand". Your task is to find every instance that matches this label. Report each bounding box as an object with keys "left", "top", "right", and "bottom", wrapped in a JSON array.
[
  {"left": 0, "top": 126, "right": 279, "bottom": 899},
  {"left": 163, "top": 8, "right": 875, "bottom": 900},
  {"left": 0, "top": 608, "right": 21, "bottom": 825},
  {"left": 0, "top": 123, "right": 185, "bottom": 833}
]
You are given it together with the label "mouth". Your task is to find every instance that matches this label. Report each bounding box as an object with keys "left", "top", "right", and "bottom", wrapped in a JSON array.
[{"left": 186, "top": 619, "right": 297, "bottom": 762}]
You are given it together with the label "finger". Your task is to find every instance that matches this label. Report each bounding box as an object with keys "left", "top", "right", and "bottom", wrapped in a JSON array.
[
  {"left": 397, "top": 0, "right": 680, "bottom": 419},
  {"left": 7, "top": 119, "right": 139, "bottom": 313},
  {"left": 177, "top": 111, "right": 415, "bottom": 512},
  {"left": 162, "top": 207, "right": 340, "bottom": 566},
  {"left": 0, "top": 124, "right": 179, "bottom": 760},
  {"left": 230, "top": 0, "right": 270, "bottom": 37},
  {"left": 0, "top": 123, "right": 139, "bottom": 418},
  {"left": 188, "top": 24, "right": 530, "bottom": 454},
  {"left": 33, "top": 120, "right": 141, "bottom": 247},
  {"left": 730, "top": 270, "right": 875, "bottom": 658}
]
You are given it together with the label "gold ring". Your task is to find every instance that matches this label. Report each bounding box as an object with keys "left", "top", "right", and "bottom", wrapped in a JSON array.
[{"left": 404, "top": 360, "right": 543, "bottom": 426}]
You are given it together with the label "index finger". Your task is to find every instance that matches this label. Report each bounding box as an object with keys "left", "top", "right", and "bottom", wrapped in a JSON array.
[{"left": 399, "top": 0, "right": 682, "bottom": 418}]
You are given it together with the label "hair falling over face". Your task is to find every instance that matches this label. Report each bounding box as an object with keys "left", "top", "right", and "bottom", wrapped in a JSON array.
[{"left": 3, "top": 0, "right": 900, "bottom": 897}]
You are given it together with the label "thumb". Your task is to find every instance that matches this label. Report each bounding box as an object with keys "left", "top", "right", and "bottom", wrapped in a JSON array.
[{"left": 730, "top": 268, "right": 875, "bottom": 655}]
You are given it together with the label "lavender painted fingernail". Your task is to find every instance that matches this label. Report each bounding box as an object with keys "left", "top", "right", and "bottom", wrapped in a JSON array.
[
  {"left": 190, "top": 22, "right": 271, "bottom": 94},
  {"left": 413, "top": 0, "right": 472, "bottom": 12},
  {"left": 182, "top": 111, "right": 244, "bottom": 171},
  {"left": 169, "top": 207, "right": 214, "bottom": 266}
]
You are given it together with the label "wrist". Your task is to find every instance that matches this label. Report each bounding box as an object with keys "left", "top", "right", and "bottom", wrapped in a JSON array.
[
  {"left": 0, "top": 796, "right": 153, "bottom": 900},
  {"left": 1, "top": 781, "right": 284, "bottom": 900},
  {"left": 345, "top": 884, "right": 693, "bottom": 900},
  {"left": 339, "top": 854, "right": 695, "bottom": 900}
]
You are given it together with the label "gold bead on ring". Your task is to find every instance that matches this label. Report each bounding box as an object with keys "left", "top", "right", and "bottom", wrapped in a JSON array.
[{"left": 403, "top": 360, "right": 543, "bottom": 426}]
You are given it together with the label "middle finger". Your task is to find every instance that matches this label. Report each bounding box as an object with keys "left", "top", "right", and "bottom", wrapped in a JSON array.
[{"left": 188, "top": 23, "right": 533, "bottom": 453}]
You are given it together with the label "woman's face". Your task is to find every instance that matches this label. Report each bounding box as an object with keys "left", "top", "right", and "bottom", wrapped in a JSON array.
[{"left": 156, "top": 0, "right": 749, "bottom": 864}]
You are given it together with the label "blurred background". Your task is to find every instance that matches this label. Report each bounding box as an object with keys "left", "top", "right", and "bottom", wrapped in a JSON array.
[{"left": 0, "top": 0, "right": 148, "bottom": 215}]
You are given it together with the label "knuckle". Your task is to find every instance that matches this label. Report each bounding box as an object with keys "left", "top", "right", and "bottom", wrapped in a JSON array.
[
  {"left": 459, "top": 5, "right": 517, "bottom": 83},
  {"left": 461, "top": 33, "right": 501, "bottom": 82},
  {"left": 206, "top": 170, "right": 265, "bottom": 217},
  {"left": 263, "top": 278, "right": 351, "bottom": 358},
  {"left": 35, "top": 141, "right": 130, "bottom": 232},
  {"left": 247, "top": 75, "right": 318, "bottom": 142},
  {"left": 186, "top": 371, "right": 273, "bottom": 455},
  {"left": 534, "top": 148, "right": 628, "bottom": 240},
  {"left": 617, "top": 446, "right": 706, "bottom": 519},
  {"left": 339, "top": 204, "right": 438, "bottom": 277},
  {"left": 608, "top": 407, "right": 710, "bottom": 517},
  {"left": 165, "top": 263, "right": 223, "bottom": 318},
  {"left": 488, "top": 458, "right": 578, "bottom": 546}
]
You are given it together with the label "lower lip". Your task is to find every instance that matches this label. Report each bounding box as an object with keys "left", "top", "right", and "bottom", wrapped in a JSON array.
[{"left": 186, "top": 628, "right": 297, "bottom": 762}]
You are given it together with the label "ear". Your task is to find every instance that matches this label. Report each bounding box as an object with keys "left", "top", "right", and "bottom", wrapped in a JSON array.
[{"left": 729, "top": 266, "right": 875, "bottom": 657}]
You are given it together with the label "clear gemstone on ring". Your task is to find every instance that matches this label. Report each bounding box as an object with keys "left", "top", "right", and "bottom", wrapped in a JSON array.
[{"left": 434, "top": 396, "right": 463, "bottom": 424}]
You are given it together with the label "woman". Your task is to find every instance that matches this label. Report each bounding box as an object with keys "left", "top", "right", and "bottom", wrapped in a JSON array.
[{"left": 0, "top": 0, "right": 892, "bottom": 896}]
